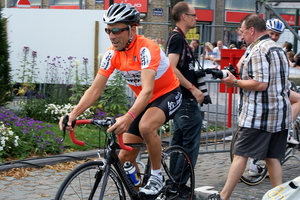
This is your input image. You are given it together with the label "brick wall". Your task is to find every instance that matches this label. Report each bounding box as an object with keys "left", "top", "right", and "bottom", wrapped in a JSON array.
[{"left": 142, "top": 0, "right": 169, "bottom": 41}]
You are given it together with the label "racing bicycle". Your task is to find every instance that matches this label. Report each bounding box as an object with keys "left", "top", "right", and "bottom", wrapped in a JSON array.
[{"left": 54, "top": 116, "right": 195, "bottom": 199}]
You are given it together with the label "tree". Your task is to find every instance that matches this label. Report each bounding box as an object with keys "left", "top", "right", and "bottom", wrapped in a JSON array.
[{"left": 0, "top": 6, "right": 12, "bottom": 106}]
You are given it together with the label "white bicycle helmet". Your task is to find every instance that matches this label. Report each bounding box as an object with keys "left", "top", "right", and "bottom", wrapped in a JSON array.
[
  {"left": 103, "top": 3, "right": 140, "bottom": 26},
  {"left": 266, "top": 18, "right": 285, "bottom": 33}
]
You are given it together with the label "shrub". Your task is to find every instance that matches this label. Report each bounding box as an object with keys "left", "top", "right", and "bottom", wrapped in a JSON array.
[
  {"left": 97, "top": 71, "right": 130, "bottom": 115},
  {"left": 0, "top": 121, "right": 20, "bottom": 163},
  {"left": 44, "top": 103, "right": 94, "bottom": 123},
  {"left": 0, "top": 107, "right": 64, "bottom": 162}
]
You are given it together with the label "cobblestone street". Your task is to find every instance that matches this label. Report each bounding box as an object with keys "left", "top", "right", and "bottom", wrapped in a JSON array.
[{"left": 0, "top": 142, "right": 300, "bottom": 200}]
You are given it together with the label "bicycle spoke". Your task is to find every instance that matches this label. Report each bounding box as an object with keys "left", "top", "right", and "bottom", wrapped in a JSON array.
[
  {"left": 161, "top": 146, "right": 195, "bottom": 200},
  {"left": 55, "top": 161, "right": 126, "bottom": 200}
]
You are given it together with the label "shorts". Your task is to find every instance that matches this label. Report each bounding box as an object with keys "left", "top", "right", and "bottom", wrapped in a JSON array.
[
  {"left": 233, "top": 127, "right": 288, "bottom": 160},
  {"left": 127, "top": 87, "right": 182, "bottom": 138}
]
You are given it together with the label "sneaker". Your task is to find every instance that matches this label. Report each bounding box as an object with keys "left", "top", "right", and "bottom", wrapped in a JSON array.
[
  {"left": 248, "top": 169, "right": 261, "bottom": 177},
  {"left": 287, "top": 135, "right": 299, "bottom": 145},
  {"left": 222, "top": 135, "right": 232, "bottom": 141},
  {"left": 208, "top": 193, "right": 223, "bottom": 200},
  {"left": 139, "top": 175, "right": 165, "bottom": 196}
]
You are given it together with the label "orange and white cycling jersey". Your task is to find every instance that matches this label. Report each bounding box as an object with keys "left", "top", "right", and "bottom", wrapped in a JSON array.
[{"left": 98, "top": 35, "right": 180, "bottom": 103}]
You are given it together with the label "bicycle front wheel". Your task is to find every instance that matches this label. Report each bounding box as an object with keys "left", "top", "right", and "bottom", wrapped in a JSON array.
[
  {"left": 55, "top": 161, "right": 126, "bottom": 200},
  {"left": 230, "top": 128, "right": 268, "bottom": 186},
  {"left": 162, "top": 145, "right": 195, "bottom": 200}
]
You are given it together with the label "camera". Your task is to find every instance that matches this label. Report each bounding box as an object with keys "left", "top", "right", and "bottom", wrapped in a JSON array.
[
  {"left": 194, "top": 64, "right": 239, "bottom": 105},
  {"left": 204, "top": 64, "right": 239, "bottom": 79}
]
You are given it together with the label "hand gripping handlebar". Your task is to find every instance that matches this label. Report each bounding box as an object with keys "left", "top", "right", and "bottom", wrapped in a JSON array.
[{"left": 62, "top": 115, "right": 132, "bottom": 151}]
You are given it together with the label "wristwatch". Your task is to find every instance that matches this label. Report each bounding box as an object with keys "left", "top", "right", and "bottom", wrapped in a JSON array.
[{"left": 234, "top": 79, "right": 239, "bottom": 87}]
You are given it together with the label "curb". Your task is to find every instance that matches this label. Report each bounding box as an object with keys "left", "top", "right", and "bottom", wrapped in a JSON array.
[{"left": 0, "top": 150, "right": 98, "bottom": 172}]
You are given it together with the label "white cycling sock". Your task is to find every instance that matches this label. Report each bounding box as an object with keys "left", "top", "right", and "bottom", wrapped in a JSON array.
[
  {"left": 249, "top": 158, "right": 258, "bottom": 172},
  {"left": 151, "top": 169, "right": 162, "bottom": 179}
]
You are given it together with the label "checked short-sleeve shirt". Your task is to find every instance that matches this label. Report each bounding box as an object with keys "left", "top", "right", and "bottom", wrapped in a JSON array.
[{"left": 238, "top": 34, "right": 292, "bottom": 133}]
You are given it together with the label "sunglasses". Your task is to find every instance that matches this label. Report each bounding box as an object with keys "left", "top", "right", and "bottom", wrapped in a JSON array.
[
  {"left": 105, "top": 27, "right": 130, "bottom": 35},
  {"left": 185, "top": 13, "right": 197, "bottom": 17}
]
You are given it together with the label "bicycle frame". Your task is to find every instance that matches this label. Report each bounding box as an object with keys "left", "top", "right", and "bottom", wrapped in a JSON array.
[
  {"left": 57, "top": 115, "right": 195, "bottom": 200},
  {"left": 63, "top": 116, "right": 146, "bottom": 199},
  {"left": 100, "top": 132, "right": 141, "bottom": 199}
]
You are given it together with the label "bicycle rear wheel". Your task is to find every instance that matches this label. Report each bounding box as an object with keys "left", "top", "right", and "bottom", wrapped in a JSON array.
[
  {"left": 230, "top": 128, "right": 268, "bottom": 186},
  {"left": 55, "top": 161, "right": 126, "bottom": 200},
  {"left": 162, "top": 145, "right": 195, "bottom": 200}
]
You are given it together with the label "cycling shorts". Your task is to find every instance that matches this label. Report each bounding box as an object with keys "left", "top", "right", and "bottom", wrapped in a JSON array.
[{"left": 127, "top": 87, "right": 182, "bottom": 139}]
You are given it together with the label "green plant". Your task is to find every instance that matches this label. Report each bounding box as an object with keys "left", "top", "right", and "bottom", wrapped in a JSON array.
[
  {"left": 98, "top": 71, "right": 130, "bottom": 115},
  {"left": 20, "top": 98, "right": 50, "bottom": 121},
  {"left": 0, "top": 107, "right": 63, "bottom": 162},
  {"left": 0, "top": 121, "right": 20, "bottom": 163},
  {"left": 42, "top": 56, "right": 75, "bottom": 105},
  {"left": 69, "top": 57, "right": 92, "bottom": 103},
  {"left": 14, "top": 47, "right": 39, "bottom": 96},
  {"left": 0, "top": 7, "right": 13, "bottom": 106}
]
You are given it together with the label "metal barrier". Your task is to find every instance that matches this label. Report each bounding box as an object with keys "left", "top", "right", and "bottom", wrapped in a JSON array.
[{"left": 152, "top": 77, "right": 239, "bottom": 156}]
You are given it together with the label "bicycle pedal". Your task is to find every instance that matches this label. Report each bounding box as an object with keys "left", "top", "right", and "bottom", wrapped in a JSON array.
[{"left": 139, "top": 192, "right": 159, "bottom": 200}]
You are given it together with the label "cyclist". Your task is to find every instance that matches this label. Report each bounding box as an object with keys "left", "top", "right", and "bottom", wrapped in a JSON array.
[
  {"left": 266, "top": 18, "right": 300, "bottom": 133},
  {"left": 59, "top": 3, "right": 182, "bottom": 196}
]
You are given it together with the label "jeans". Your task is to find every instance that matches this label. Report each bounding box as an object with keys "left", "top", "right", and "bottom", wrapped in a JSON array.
[{"left": 170, "top": 98, "right": 202, "bottom": 183}]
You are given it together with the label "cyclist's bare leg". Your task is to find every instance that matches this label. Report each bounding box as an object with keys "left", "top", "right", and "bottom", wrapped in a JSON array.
[
  {"left": 220, "top": 155, "right": 248, "bottom": 200},
  {"left": 118, "top": 133, "right": 143, "bottom": 170},
  {"left": 139, "top": 107, "right": 165, "bottom": 170},
  {"left": 265, "top": 158, "right": 282, "bottom": 187},
  {"left": 289, "top": 90, "right": 300, "bottom": 121}
]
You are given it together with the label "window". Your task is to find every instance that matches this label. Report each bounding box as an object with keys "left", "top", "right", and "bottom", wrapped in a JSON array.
[
  {"left": 276, "top": 8, "right": 297, "bottom": 15},
  {"left": 225, "top": 0, "right": 255, "bottom": 11},
  {"left": 54, "top": 0, "right": 79, "bottom": 4},
  {"left": 29, "top": 0, "right": 42, "bottom": 6},
  {"left": 185, "top": 0, "right": 211, "bottom": 9}
]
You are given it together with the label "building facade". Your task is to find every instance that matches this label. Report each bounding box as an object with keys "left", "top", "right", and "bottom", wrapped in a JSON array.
[{"left": 3, "top": 0, "right": 300, "bottom": 47}]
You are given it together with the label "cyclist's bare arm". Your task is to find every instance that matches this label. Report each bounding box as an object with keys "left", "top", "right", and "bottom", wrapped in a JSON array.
[
  {"left": 107, "top": 68, "right": 155, "bottom": 135},
  {"left": 59, "top": 73, "right": 108, "bottom": 131}
]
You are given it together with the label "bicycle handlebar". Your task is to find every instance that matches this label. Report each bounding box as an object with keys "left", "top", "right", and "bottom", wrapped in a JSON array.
[
  {"left": 62, "top": 115, "right": 133, "bottom": 151},
  {"left": 69, "top": 119, "right": 91, "bottom": 146}
]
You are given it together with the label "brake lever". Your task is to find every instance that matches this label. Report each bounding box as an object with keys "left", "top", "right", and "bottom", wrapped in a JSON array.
[{"left": 61, "top": 115, "right": 76, "bottom": 143}]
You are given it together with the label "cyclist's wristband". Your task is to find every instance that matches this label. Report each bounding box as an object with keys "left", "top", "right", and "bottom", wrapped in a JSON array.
[
  {"left": 127, "top": 111, "right": 136, "bottom": 119},
  {"left": 188, "top": 85, "right": 194, "bottom": 91}
]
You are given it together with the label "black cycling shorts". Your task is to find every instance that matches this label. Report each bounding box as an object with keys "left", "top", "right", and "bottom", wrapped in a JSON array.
[{"left": 127, "top": 87, "right": 182, "bottom": 138}]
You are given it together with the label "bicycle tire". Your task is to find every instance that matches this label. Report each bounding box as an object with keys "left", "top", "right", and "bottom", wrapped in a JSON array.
[
  {"left": 162, "top": 145, "right": 195, "bottom": 200},
  {"left": 54, "top": 161, "right": 126, "bottom": 200},
  {"left": 230, "top": 128, "right": 268, "bottom": 186}
]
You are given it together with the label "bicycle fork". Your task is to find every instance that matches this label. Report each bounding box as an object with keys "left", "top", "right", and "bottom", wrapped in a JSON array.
[{"left": 87, "top": 160, "right": 106, "bottom": 200}]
